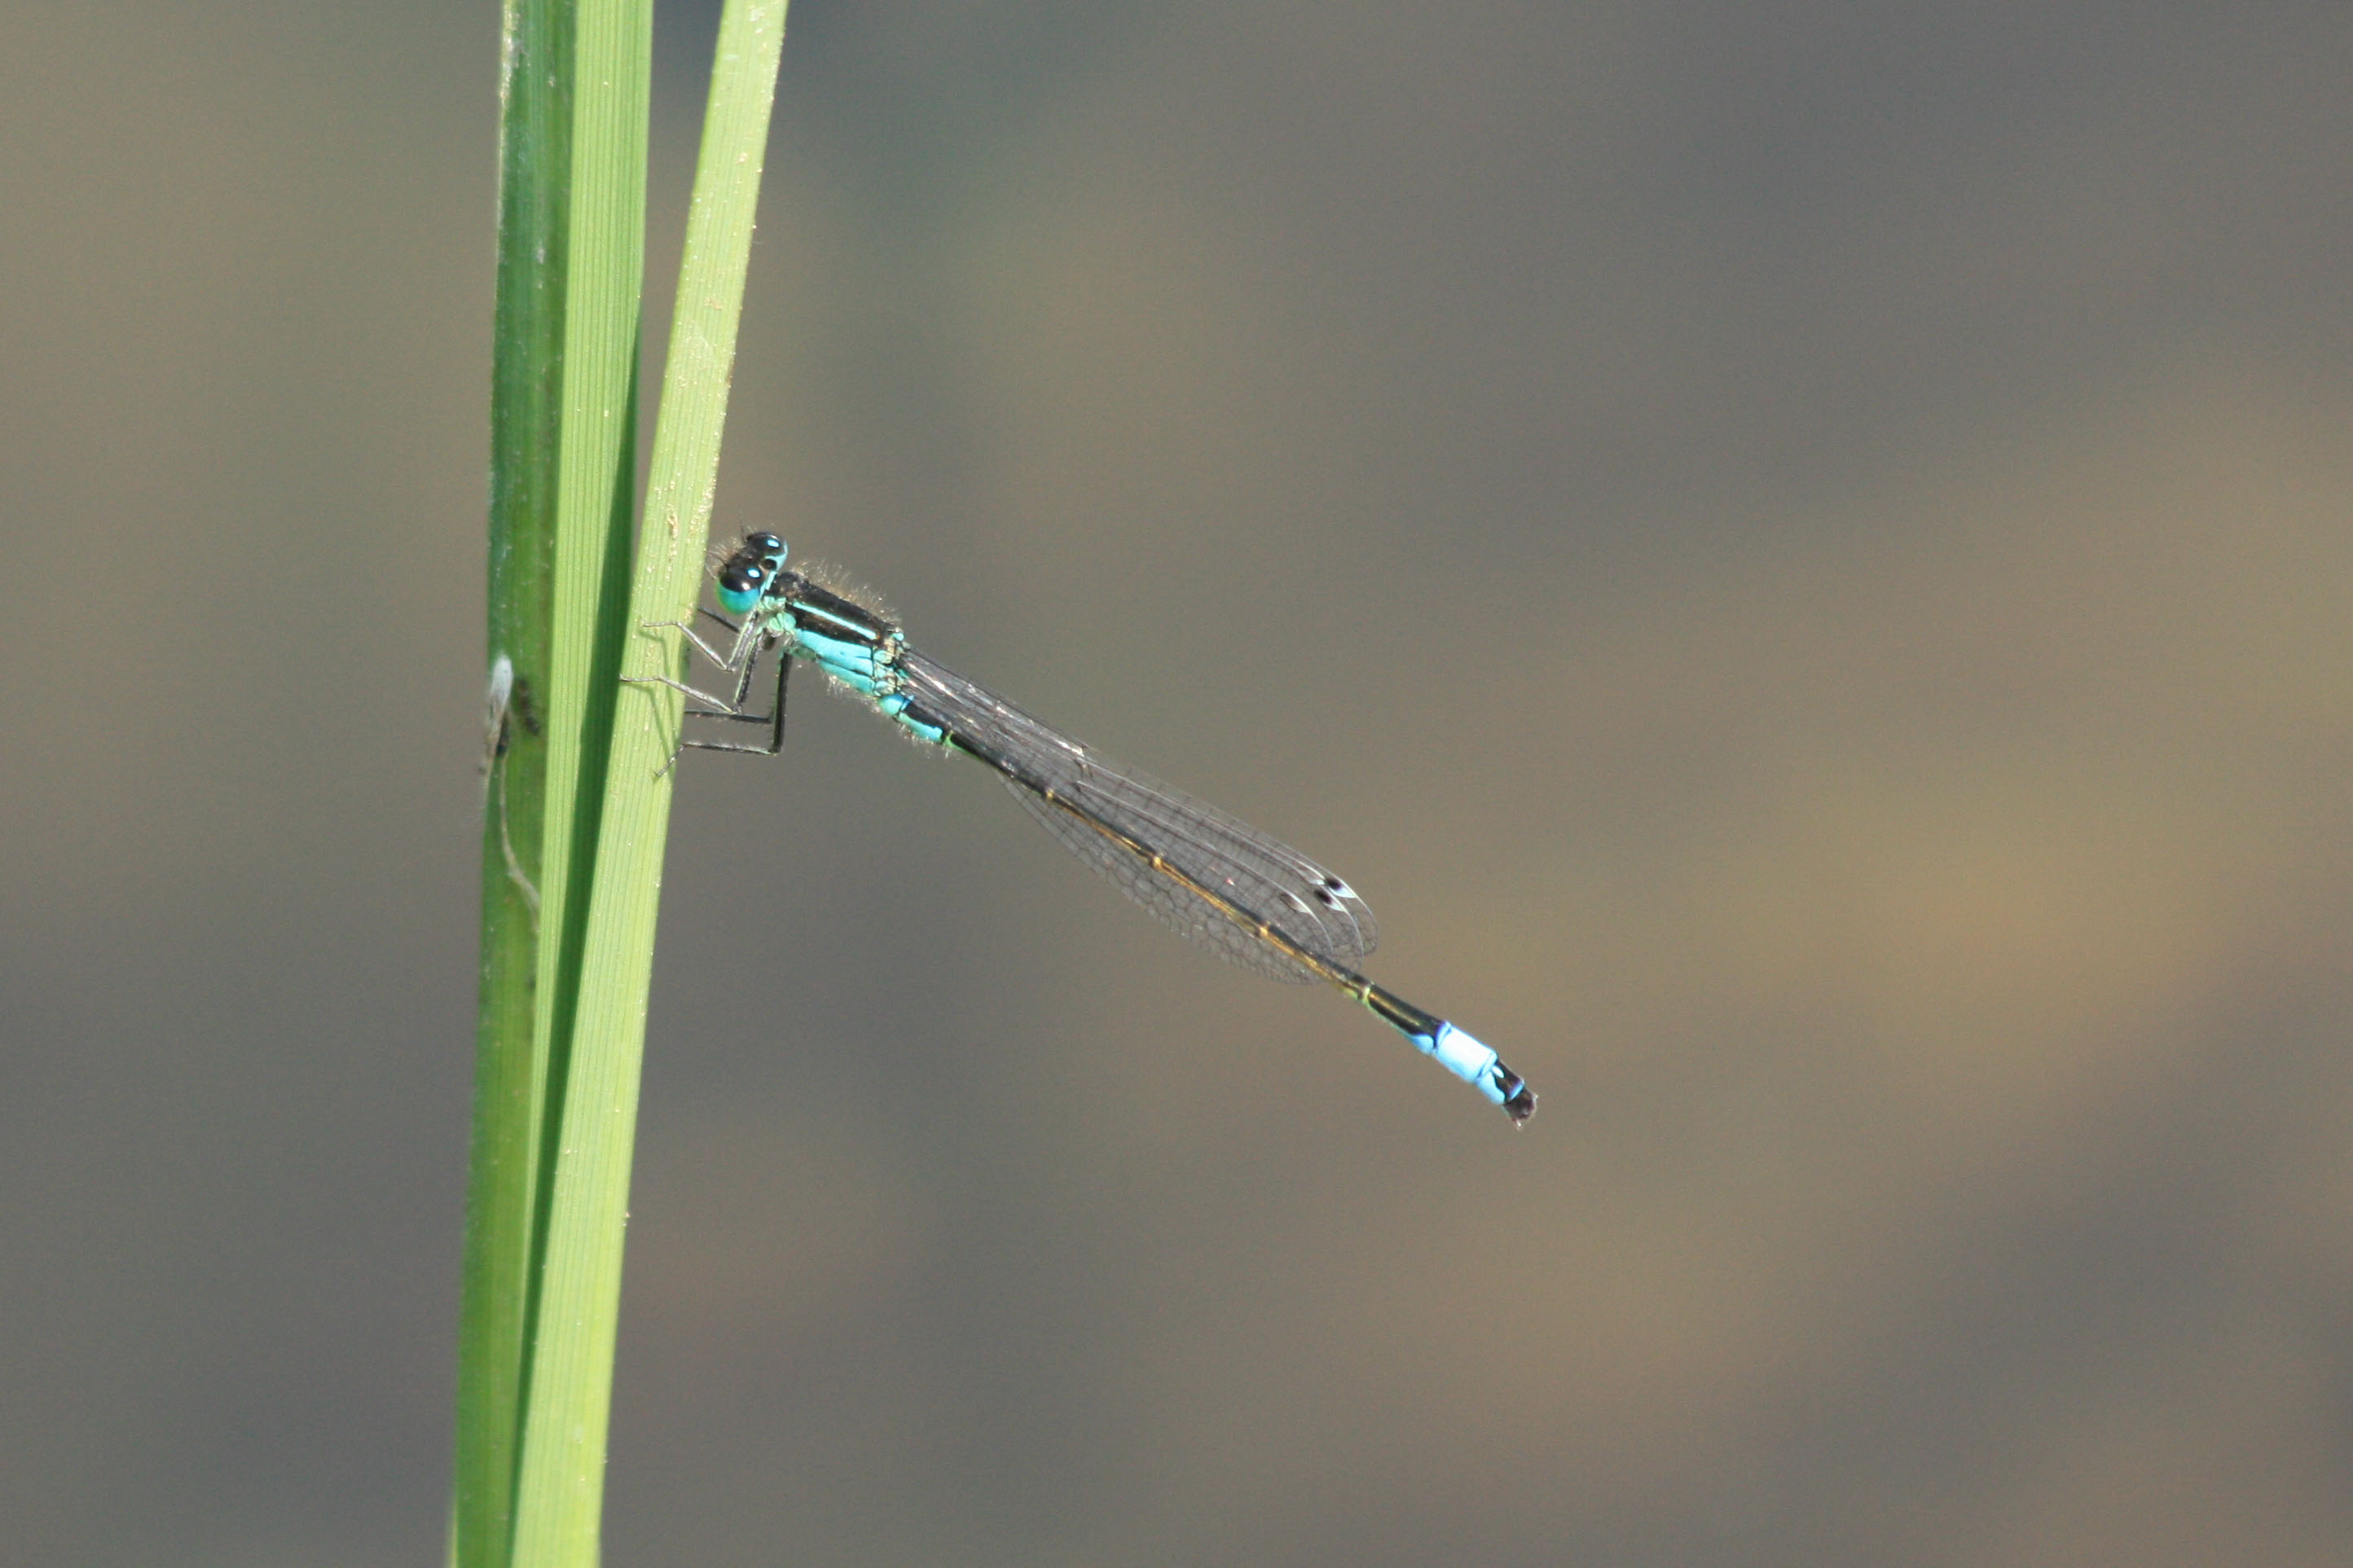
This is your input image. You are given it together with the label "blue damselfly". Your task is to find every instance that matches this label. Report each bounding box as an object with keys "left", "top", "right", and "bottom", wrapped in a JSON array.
[{"left": 630, "top": 533, "right": 1535, "bottom": 1123}]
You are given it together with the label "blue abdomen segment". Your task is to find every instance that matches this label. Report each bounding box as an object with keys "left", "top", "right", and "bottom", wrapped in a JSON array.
[
  {"left": 874, "top": 692, "right": 948, "bottom": 745},
  {"left": 1415, "top": 1021, "right": 1529, "bottom": 1114},
  {"left": 1363, "top": 982, "right": 1534, "bottom": 1122}
]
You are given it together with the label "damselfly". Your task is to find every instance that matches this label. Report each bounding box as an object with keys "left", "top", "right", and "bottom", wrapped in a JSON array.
[{"left": 628, "top": 533, "right": 1535, "bottom": 1124}]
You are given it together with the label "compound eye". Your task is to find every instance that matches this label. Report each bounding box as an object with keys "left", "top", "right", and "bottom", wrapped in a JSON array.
[
  {"left": 743, "top": 532, "right": 786, "bottom": 564},
  {"left": 716, "top": 560, "right": 770, "bottom": 615}
]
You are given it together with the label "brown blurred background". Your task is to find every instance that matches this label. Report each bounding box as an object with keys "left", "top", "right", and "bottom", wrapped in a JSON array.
[{"left": 3, "top": 2, "right": 2350, "bottom": 1562}]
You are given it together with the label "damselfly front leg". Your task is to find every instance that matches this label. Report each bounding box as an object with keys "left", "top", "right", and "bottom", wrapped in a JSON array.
[{"left": 624, "top": 614, "right": 792, "bottom": 759}]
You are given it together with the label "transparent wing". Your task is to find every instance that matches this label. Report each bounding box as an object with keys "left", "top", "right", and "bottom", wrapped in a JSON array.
[{"left": 896, "top": 649, "right": 1379, "bottom": 982}]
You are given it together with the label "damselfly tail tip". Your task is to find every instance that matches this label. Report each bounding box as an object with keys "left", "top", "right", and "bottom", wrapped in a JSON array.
[
  {"left": 1419, "top": 1021, "right": 1536, "bottom": 1127},
  {"left": 1497, "top": 1070, "right": 1536, "bottom": 1127}
]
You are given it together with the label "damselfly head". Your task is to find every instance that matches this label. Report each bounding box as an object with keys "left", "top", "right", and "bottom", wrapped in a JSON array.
[{"left": 715, "top": 532, "right": 790, "bottom": 615}]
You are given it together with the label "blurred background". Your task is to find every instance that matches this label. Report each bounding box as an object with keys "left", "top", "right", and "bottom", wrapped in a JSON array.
[{"left": 3, "top": 2, "right": 2350, "bottom": 1562}]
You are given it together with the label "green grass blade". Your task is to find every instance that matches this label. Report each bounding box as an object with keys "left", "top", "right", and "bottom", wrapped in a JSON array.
[
  {"left": 458, "top": 0, "right": 573, "bottom": 1563},
  {"left": 499, "top": 0, "right": 651, "bottom": 1557},
  {"left": 508, "top": 1, "right": 790, "bottom": 1561}
]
